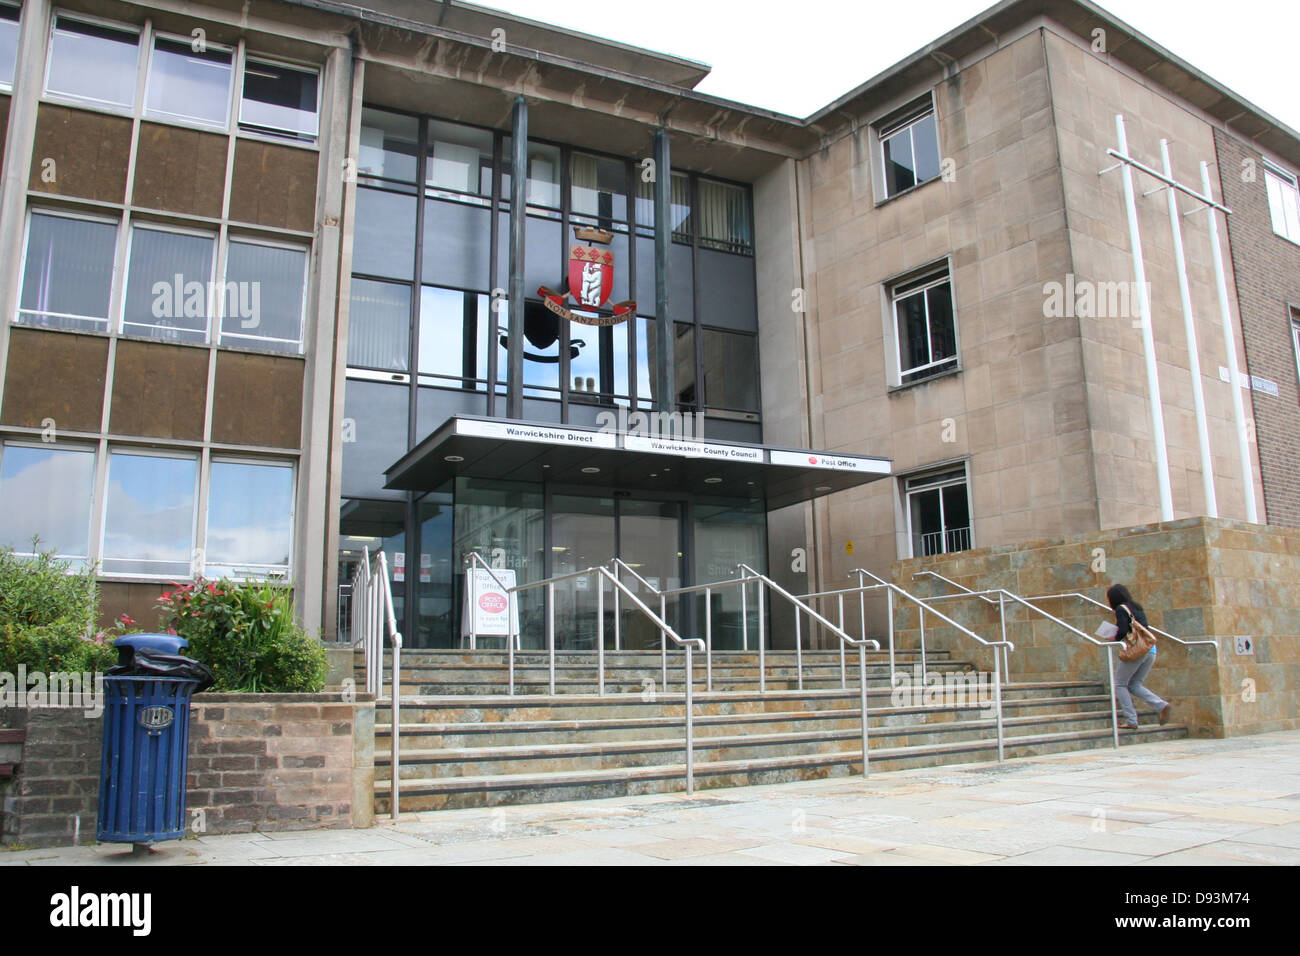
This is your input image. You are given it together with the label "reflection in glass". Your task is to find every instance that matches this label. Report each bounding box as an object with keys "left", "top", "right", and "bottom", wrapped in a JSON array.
[
  {"left": 453, "top": 478, "right": 544, "bottom": 647},
  {"left": 701, "top": 328, "right": 759, "bottom": 411},
  {"left": 359, "top": 108, "right": 419, "bottom": 182},
  {"left": 415, "top": 485, "right": 454, "bottom": 648},
  {"left": 551, "top": 495, "right": 615, "bottom": 651},
  {"left": 339, "top": 498, "right": 406, "bottom": 629},
  {"left": 353, "top": 187, "right": 417, "bottom": 281},
  {"left": 46, "top": 17, "right": 140, "bottom": 108},
  {"left": 616, "top": 500, "right": 682, "bottom": 649},
  {"left": 102, "top": 453, "right": 196, "bottom": 576},
  {"left": 697, "top": 179, "right": 752, "bottom": 254},
  {"left": 222, "top": 241, "right": 307, "bottom": 352},
  {"left": 694, "top": 498, "right": 766, "bottom": 649},
  {"left": 19, "top": 212, "right": 117, "bottom": 331},
  {"left": 145, "top": 38, "right": 233, "bottom": 127},
  {"left": 635, "top": 172, "right": 692, "bottom": 239},
  {"left": 122, "top": 226, "right": 215, "bottom": 343},
  {"left": 0, "top": 445, "right": 95, "bottom": 561},
  {"left": 571, "top": 152, "right": 628, "bottom": 224},
  {"left": 419, "top": 286, "right": 489, "bottom": 384},
  {"left": 348, "top": 278, "right": 411, "bottom": 371},
  {"left": 426, "top": 120, "right": 493, "bottom": 197},
  {"left": 240, "top": 60, "right": 318, "bottom": 139},
  {"left": 205, "top": 461, "right": 294, "bottom": 578}
]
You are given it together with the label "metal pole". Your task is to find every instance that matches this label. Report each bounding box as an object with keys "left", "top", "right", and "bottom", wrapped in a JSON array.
[
  {"left": 507, "top": 97, "right": 527, "bottom": 419},
  {"left": 653, "top": 129, "right": 675, "bottom": 412},
  {"left": 1116, "top": 114, "right": 1174, "bottom": 521},
  {"left": 613, "top": 564, "right": 621, "bottom": 650},
  {"left": 597, "top": 575, "right": 605, "bottom": 696},
  {"left": 993, "top": 641, "right": 1005, "bottom": 763},
  {"left": 704, "top": 586, "right": 712, "bottom": 693},
  {"left": 859, "top": 644, "right": 869, "bottom": 777},
  {"left": 794, "top": 610, "right": 803, "bottom": 691},
  {"left": 469, "top": 563, "right": 478, "bottom": 651},
  {"left": 507, "top": 588, "right": 516, "bottom": 696},
  {"left": 757, "top": 582, "right": 766, "bottom": 693},
  {"left": 918, "top": 603, "right": 927, "bottom": 678},
  {"left": 684, "top": 643, "right": 694, "bottom": 795},
  {"left": 660, "top": 592, "right": 668, "bottom": 693},
  {"left": 391, "top": 630, "right": 400, "bottom": 819},
  {"left": 838, "top": 594, "right": 846, "bottom": 689},
  {"left": 998, "top": 591, "right": 1008, "bottom": 681},
  {"left": 1108, "top": 644, "right": 1120, "bottom": 749},
  {"left": 1200, "top": 160, "right": 1258, "bottom": 524},
  {"left": 740, "top": 578, "right": 748, "bottom": 651},
  {"left": 1162, "top": 140, "right": 1217, "bottom": 517},
  {"left": 547, "top": 581, "right": 555, "bottom": 695}
]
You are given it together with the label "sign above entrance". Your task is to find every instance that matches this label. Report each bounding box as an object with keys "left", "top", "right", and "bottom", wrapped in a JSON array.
[
  {"left": 456, "top": 417, "right": 618, "bottom": 449},
  {"left": 769, "top": 449, "right": 892, "bottom": 474},
  {"left": 625, "top": 434, "right": 765, "bottom": 462},
  {"left": 538, "top": 226, "right": 636, "bottom": 325}
]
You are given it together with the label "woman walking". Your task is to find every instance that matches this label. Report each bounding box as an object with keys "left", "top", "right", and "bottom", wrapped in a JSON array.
[{"left": 1106, "top": 584, "right": 1172, "bottom": 730}]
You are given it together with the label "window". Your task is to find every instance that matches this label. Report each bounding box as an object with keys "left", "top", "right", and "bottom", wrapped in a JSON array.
[
  {"left": 145, "top": 36, "right": 234, "bottom": 128},
  {"left": 359, "top": 108, "right": 419, "bottom": 182},
  {"left": 1292, "top": 308, "right": 1300, "bottom": 394},
  {"left": 121, "top": 224, "right": 216, "bottom": 343},
  {"left": 45, "top": 16, "right": 141, "bottom": 109},
  {"left": 905, "top": 467, "right": 971, "bottom": 557},
  {"left": 220, "top": 239, "right": 308, "bottom": 353},
  {"left": 697, "top": 179, "right": 752, "bottom": 254},
  {"left": 1265, "top": 162, "right": 1300, "bottom": 245},
  {"left": 571, "top": 152, "right": 628, "bottom": 225},
  {"left": 879, "top": 103, "right": 940, "bottom": 198},
  {"left": 205, "top": 459, "right": 294, "bottom": 578},
  {"left": 101, "top": 450, "right": 197, "bottom": 576},
  {"left": 0, "top": 3, "right": 20, "bottom": 90},
  {"left": 419, "top": 286, "right": 489, "bottom": 386},
  {"left": 239, "top": 58, "right": 318, "bottom": 140},
  {"left": 18, "top": 210, "right": 117, "bottom": 331},
  {"left": 701, "top": 328, "right": 759, "bottom": 412},
  {"left": 891, "top": 265, "right": 957, "bottom": 385},
  {"left": 0, "top": 444, "right": 96, "bottom": 563},
  {"left": 635, "top": 172, "right": 692, "bottom": 240},
  {"left": 427, "top": 121, "right": 493, "bottom": 197},
  {"left": 348, "top": 278, "right": 412, "bottom": 372}
]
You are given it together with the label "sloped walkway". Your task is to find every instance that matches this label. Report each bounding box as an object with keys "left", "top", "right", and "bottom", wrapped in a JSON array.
[{"left": 5, "top": 730, "right": 1299, "bottom": 866}]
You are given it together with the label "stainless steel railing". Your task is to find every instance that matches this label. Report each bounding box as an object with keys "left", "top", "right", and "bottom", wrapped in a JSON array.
[
  {"left": 349, "top": 546, "right": 403, "bottom": 817},
  {"left": 1022, "top": 591, "right": 1220, "bottom": 656}
]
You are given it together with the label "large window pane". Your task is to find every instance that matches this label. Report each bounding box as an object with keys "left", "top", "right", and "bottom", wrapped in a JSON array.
[
  {"left": 571, "top": 152, "right": 628, "bottom": 224},
  {"left": 353, "top": 187, "right": 416, "bottom": 280},
  {"left": 102, "top": 452, "right": 196, "bottom": 576},
  {"left": 426, "top": 120, "right": 494, "bottom": 197},
  {"left": 122, "top": 226, "right": 215, "bottom": 343},
  {"left": 240, "top": 59, "right": 318, "bottom": 140},
  {"left": 220, "top": 240, "right": 307, "bottom": 352},
  {"left": 701, "top": 328, "right": 758, "bottom": 411},
  {"left": 419, "top": 286, "right": 488, "bottom": 384},
  {"left": 46, "top": 17, "right": 140, "bottom": 109},
  {"left": 0, "top": 445, "right": 95, "bottom": 561},
  {"left": 19, "top": 212, "right": 117, "bottom": 331},
  {"left": 145, "top": 37, "right": 233, "bottom": 127},
  {"left": 348, "top": 278, "right": 411, "bottom": 371},
  {"left": 697, "top": 179, "right": 752, "bottom": 254},
  {"left": 635, "top": 172, "right": 692, "bottom": 238},
  {"left": 359, "top": 108, "right": 419, "bottom": 182},
  {"left": 911, "top": 112, "right": 941, "bottom": 184},
  {"left": 205, "top": 460, "right": 294, "bottom": 578},
  {"left": 882, "top": 126, "right": 916, "bottom": 195},
  {"left": 0, "top": 4, "right": 20, "bottom": 89},
  {"left": 501, "top": 139, "right": 561, "bottom": 209}
]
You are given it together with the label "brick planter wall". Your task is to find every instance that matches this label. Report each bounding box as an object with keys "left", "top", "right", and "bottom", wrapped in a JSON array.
[{"left": 0, "top": 693, "right": 374, "bottom": 848}]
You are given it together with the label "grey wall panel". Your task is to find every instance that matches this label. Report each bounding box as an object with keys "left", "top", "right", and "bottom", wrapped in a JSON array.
[
  {"left": 696, "top": 248, "right": 757, "bottom": 331},
  {"left": 422, "top": 199, "right": 491, "bottom": 291},
  {"left": 342, "top": 379, "right": 409, "bottom": 499},
  {"left": 416, "top": 386, "right": 490, "bottom": 444},
  {"left": 353, "top": 188, "right": 416, "bottom": 281}
]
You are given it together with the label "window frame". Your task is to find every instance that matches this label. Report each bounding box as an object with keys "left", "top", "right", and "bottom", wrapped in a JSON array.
[
  {"left": 203, "top": 455, "right": 296, "bottom": 580},
  {"left": 218, "top": 233, "right": 310, "bottom": 354},
  {"left": 874, "top": 94, "right": 941, "bottom": 203},
  {"left": 902, "top": 464, "right": 972, "bottom": 559},
  {"left": 119, "top": 219, "right": 219, "bottom": 343},
  {"left": 0, "top": 0, "right": 22, "bottom": 93},
  {"left": 1264, "top": 160, "right": 1300, "bottom": 246},
  {"left": 237, "top": 54, "right": 321, "bottom": 142},
  {"left": 1291, "top": 306, "right": 1300, "bottom": 398},
  {"left": 97, "top": 446, "right": 201, "bottom": 581},
  {"left": 42, "top": 11, "right": 144, "bottom": 114},
  {"left": 888, "top": 262, "right": 959, "bottom": 387},
  {"left": 15, "top": 205, "right": 121, "bottom": 332},
  {"left": 142, "top": 29, "right": 237, "bottom": 130},
  {"left": 0, "top": 440, "right": 98, "bottom": 564}
]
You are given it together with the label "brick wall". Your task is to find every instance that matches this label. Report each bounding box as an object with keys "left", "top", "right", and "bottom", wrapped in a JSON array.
[
  {"left": 0, "top": 694, "right": 374, "bottom": 848},
  {"left": 1214, "top": 130, "right": 1300, "bottom": 528}
]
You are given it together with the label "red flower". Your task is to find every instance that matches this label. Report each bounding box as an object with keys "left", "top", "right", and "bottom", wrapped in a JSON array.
[
  {"left": 118, "top": 613, "right": 136, "bottom": 626},
  {"left": 207, "top": 582, "right": 217, "bottom": 595}
]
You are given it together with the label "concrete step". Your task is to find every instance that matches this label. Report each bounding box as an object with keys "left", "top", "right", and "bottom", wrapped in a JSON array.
[{"left": 373, "top": 723, "right": 1188, "bottom": 813}]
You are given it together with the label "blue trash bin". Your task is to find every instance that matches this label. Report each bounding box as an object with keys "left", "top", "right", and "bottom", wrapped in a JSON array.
[{"left": 97, "top": 634, "right": 201, "bottom": 845}]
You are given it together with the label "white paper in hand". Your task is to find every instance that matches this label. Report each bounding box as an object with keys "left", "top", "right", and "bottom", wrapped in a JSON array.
[{"left": 1095, "top": 621, "right": 1118, "bottom": 639}]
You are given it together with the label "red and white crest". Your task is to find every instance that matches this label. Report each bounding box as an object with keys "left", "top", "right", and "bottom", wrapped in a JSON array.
[{"left": 568, "top": 244, "right": 614, "bottom": 309}]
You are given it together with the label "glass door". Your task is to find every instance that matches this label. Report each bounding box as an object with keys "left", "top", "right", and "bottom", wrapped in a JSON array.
[
  {"left": 550, "top": 493, "right": 615, "bottom": 650},
  {"left": 616, "top": 499, "right": 683, "bottom": 649}
]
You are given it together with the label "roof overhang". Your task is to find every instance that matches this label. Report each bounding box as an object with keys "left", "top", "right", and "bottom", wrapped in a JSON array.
[{"left": 384, "top": 415, "right": 890, "bottom": 510}]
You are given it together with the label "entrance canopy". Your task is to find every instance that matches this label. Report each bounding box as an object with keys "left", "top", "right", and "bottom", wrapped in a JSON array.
[{"left": 384, "top": 415, "right": 890, "bottom": 509}]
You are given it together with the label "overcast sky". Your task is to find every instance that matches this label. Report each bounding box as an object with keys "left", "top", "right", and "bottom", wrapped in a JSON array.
[{"left": 478, "top": 0, "right": 1300, "bottom": 130}]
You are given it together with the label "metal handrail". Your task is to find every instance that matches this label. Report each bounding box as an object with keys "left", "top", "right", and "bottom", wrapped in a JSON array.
[
  {"left": 812, "top": 570, "right": 1015, "bottom": 761},
  {"left": 1024, "top": 591, "right": 1220, "bottom": 654},
  {"left": 349, "top": 547, "right": 403, "bottom": 817},
  {"left": 911, "top": 571, "right": 1120, "bottom": 749}
]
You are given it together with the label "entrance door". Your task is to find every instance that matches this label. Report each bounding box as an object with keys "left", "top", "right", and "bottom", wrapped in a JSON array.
[{"left": 548, "top": 492, "right": 684, "bottom": 650}]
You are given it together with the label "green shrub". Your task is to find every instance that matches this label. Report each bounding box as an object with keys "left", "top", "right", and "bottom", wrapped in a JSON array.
[
  {"left": 157, "top": 578, "right": 328, "bottom": 693},
  {"left": 0, "top": 543, "right": 116, "bottom": 674}
]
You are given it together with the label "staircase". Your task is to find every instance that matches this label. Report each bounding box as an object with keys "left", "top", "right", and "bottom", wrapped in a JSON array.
[{"left": 363, "top": 648, "right": 1187, "bottom": 815}]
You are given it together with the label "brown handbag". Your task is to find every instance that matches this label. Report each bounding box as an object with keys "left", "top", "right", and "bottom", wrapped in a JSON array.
[{"left": 1117, "top": 604, "right": 1158, "bottom": 662}]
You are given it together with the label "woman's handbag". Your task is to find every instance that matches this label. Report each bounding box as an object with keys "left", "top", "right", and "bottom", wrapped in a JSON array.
[{"left": 1117, "top": 604, "right": 1158, "bottom": 662}]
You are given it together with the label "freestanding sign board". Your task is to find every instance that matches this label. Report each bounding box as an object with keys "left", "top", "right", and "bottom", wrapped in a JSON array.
[{"left": 461, "top": 567, "right": 520, "bottom": 648}]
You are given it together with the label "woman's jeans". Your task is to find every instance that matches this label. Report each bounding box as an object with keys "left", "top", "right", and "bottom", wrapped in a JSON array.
[{"left": 1114, "top": 650, "right": 1167, "bottom": 725}]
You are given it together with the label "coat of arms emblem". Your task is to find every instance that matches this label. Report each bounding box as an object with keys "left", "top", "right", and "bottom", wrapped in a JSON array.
[{"left": 538, "top": 226, "right": 636, "bottom": 326}]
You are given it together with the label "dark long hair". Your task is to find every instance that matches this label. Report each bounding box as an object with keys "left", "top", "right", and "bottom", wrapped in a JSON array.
[{"left": 1106, "top": 583, "right": 1142, "bottom": 615}]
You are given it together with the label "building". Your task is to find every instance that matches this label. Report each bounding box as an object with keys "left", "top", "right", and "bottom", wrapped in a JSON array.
[{"left": 0, "top": 0, "right": 1297, "bottom": 656}]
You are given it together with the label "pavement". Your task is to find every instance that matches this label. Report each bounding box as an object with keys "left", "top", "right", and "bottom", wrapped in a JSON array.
[{"left": 5, "top": 730, "right": 1300, "bottom": 866}]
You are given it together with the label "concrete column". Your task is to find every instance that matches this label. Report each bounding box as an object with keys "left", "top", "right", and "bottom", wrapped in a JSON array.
[
  {"left": 506, "top": 96, "right": 527, "bottom": 419},
  {"left": 298, "top": 44, "right": 354, "bottom": 637},
  {"left": 653, "top": 128, "right": 674, "bottom": 412},
  {"left": 0, "top": 0, "right": 52, "bottom": 401}
]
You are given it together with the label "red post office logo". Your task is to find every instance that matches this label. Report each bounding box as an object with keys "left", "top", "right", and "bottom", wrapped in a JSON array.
[{"left": 478, "top": 593, "right": 508, "bottom": 614}]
